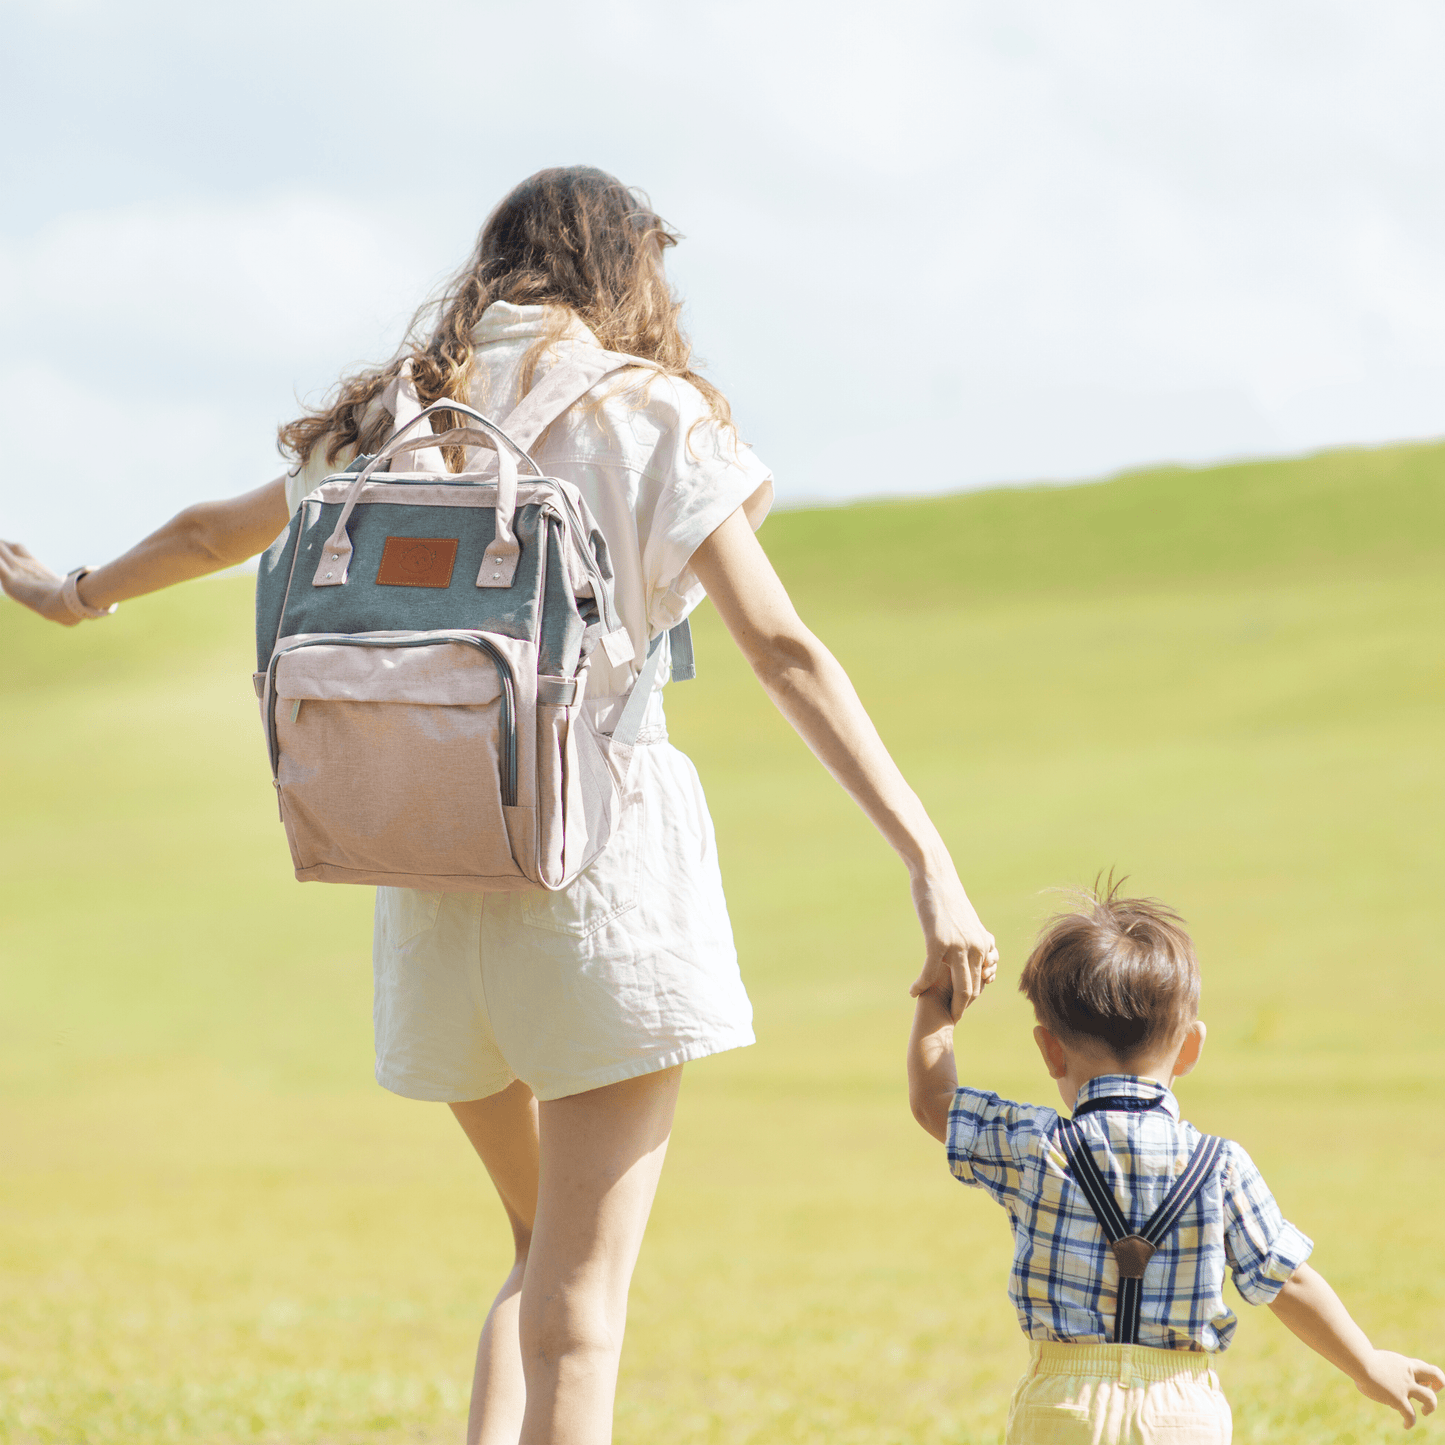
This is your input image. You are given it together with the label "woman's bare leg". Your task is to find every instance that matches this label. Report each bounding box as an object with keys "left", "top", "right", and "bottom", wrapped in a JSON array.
[
  {"left": 451, "top": 1080, "right": 542, "bottom": 1445},
  {"left": 450, "top": 1066, "right": 680, "bottom": 1445},
  {"left": 519, "top": 1066, "right": 682, "bottom": 1445}
]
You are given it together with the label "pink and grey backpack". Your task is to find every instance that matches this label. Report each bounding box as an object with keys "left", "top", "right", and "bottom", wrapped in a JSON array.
[{"left": 254, "top": 355, "right": 691, "bottom": 892}]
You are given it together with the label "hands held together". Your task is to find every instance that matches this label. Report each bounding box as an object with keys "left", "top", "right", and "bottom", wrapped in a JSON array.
[{"left": 907, "top": 851, "right": 998, "bottom": 1020}]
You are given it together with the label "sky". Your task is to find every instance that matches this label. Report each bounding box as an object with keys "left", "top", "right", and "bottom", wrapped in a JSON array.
[{"left": 2, "top": 0, "right": 1443, "bottom": 566}]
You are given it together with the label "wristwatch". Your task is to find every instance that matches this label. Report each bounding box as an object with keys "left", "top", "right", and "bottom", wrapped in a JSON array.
[{"left": 61, "top": 567, "right": 118, "bottom": 622}]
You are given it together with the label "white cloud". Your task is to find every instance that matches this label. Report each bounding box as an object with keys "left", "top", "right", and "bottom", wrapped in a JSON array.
[
  {"left": 1, "top": 195, "right": 443, "bottom": 389},
  {"left": 2, "top": 0, "right": 1444, "bottom": 561},
  {"left": 0, "top": 195, "right": 451, "bottom": 562},
  {"left": 0, "top": 360, "right": 247, "bottom": 567}
]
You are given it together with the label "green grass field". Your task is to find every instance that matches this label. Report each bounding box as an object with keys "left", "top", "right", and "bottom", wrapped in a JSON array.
[{"left": 2, "top": 442, "right": 1443, "bottom": 1444}]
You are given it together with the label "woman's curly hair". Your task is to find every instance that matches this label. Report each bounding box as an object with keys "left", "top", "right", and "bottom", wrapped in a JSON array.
[{"left": 278, "top": 166, "right": 730, "bottom": 470}]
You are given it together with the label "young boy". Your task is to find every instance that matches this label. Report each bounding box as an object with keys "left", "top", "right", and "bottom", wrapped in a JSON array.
[{"left": 908, "top": 882, "right": 1441, "bottom": 1442}]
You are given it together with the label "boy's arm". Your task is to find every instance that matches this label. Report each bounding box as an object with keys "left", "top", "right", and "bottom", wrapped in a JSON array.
[
  {"left": 908, "top": 986, "right": 958, "bottom": 1142},
  {"left": 1269, "top": 1262, "right": 1443, "bottom": 1427}
]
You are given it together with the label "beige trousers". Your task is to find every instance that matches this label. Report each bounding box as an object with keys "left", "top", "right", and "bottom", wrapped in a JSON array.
[{"left": 1006, "top": 1341, "right": 1232, "bottom": 1444}]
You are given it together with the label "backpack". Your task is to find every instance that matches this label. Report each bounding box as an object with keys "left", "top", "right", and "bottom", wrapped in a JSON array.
[{"left": 253, "top": 353, "right": 692, "bottom": 893}]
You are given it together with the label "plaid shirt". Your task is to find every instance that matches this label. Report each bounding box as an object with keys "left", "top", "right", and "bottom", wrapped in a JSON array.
[{"left": 948, "top": 1074, "right": 1312, "bottom": 1351}]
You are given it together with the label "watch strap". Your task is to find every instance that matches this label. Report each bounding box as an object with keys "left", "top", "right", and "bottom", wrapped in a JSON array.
[{"left": 61, "top": 568, "right": 117, "bottom": 621}]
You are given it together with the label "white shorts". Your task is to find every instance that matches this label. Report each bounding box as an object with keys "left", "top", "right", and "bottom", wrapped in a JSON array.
[{"left": 371, "top": 738, "right": 754, "bottom": 1102}]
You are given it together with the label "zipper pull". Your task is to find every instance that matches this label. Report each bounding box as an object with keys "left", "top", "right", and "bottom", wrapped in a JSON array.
[{"left": 291, "top": 699, "right": 302, "bottom": 723}]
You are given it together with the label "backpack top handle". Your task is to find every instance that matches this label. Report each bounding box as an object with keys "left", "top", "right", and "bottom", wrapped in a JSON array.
[{"left": 311, "top": 400, "right": 538, "bottom": 592}]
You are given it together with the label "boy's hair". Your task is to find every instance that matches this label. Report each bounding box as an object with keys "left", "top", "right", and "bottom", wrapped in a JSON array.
[{"left": 1018, "top": 876, "right": 1199, "bottom": 1059}]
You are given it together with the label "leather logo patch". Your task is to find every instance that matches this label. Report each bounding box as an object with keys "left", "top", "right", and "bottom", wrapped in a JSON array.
[{"left": 376, "top": 537, "right": 458, "bottom": 588}]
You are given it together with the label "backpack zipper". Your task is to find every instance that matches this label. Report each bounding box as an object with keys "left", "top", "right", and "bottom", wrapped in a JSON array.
[{"left": 266, "top": 632, "right": 518, "bottom": 807}]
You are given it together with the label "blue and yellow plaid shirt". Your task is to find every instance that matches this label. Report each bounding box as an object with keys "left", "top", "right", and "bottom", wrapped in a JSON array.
[{"left": 947, "top": 1074, "right": 1312, "bottom": 1351}]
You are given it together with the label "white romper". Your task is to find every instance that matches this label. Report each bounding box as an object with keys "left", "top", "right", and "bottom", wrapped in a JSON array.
[{"left": 284, "top": 302, "right": 772, "bottom": 1101}]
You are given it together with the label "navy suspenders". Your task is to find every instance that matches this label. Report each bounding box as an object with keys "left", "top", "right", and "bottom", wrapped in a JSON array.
[{"left": 1057, "top": 1101, "right": 1225, "bottom": 1345}]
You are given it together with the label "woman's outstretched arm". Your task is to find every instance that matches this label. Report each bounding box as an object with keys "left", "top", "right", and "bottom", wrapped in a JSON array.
[
  {"left": 0, "top": 477, "right": 291, "bottom": 625},
  {"left": 690, "top": 505, "right": 998, "bottom": 1015}
]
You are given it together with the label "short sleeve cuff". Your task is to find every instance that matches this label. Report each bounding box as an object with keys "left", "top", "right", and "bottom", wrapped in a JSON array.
[
  {"left": 646, "top": 449, "right": 772, "bottom": 636},
  {"left": 946, "top": 1087, "right": 996, "bottom": 1186},
  {"left": 1234, "top": 1222, "right": 1314, "bottom": 1305}
]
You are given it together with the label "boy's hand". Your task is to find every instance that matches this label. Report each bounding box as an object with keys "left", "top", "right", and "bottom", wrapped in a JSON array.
[
  {"left": 1270, "top": 1262, "right": 1441, "bottom": 1427},
  {"left": 1354, "top": 1351, "right": 1443, "bottom": 1427}
]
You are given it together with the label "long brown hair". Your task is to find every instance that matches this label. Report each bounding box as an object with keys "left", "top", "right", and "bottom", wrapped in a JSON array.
[{"left": 278, "top": 166, "right": 731, "bottom": 468}]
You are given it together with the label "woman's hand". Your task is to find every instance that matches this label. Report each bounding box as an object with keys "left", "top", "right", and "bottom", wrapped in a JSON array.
[
  {"left": 908, "top": 854, "right": 999, "bottom": 1018},
  {"left": 0, "top": 542, "right": 76, "bottom": 625}
]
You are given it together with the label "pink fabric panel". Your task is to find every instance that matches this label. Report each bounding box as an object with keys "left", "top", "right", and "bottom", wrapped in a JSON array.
[
  {"left": 274, "top": 641, "right": 502, "bottom": 706},
  {"left": 277, "top": 698, "right": 522, "bottom": 881}
]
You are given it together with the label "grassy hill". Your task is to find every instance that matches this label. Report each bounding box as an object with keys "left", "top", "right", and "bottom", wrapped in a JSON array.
[{"left": 2, "top": 441, "right": 1442, "bottom": 1443}]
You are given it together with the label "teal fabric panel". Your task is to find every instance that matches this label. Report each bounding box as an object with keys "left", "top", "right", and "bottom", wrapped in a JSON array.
[
  {"left": 276, "top": 500, "right": 549, "bottom": 643},
  {"left": 257, "top": 473, "right": 595, "bottom": 683},
  {"left": 255, "top": 515, "right": 301, "bottom": 669}
]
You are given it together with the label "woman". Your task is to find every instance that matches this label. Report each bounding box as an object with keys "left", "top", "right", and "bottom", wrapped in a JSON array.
[{"left": 0, "top": 167, "right": 997, "bottom": 1445}]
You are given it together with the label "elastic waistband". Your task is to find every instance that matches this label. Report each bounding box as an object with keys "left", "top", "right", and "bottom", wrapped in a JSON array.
[{"left": 1026, "top": 1341, "right": 1215, "bottom": 1383}]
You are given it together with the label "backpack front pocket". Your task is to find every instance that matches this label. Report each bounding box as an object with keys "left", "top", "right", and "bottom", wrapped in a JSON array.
[{"left": 269, "top": 634, "right": 525, "bottom": 886}]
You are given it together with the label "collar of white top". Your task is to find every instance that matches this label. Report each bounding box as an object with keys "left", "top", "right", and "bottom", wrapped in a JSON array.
[{"left": 473, "top": 300, "right": 599, "bottom": 348}]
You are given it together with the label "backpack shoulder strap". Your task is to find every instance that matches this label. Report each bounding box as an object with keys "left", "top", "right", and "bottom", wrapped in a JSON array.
[
  {"left": 610, "top": 631, "right": 669, "bottom": 749},
  {"left": 1056, "top": 1120, "right": 1224, "bottom": 1344},
  {"left": 667, "top": 617, "right": 696, "bottom": 681},
  {"left": 500, "top": 351, "right": 697, "bottom": 688},
  {"left": 496, "top": 351, "right": 658, "bottom": 454}
]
